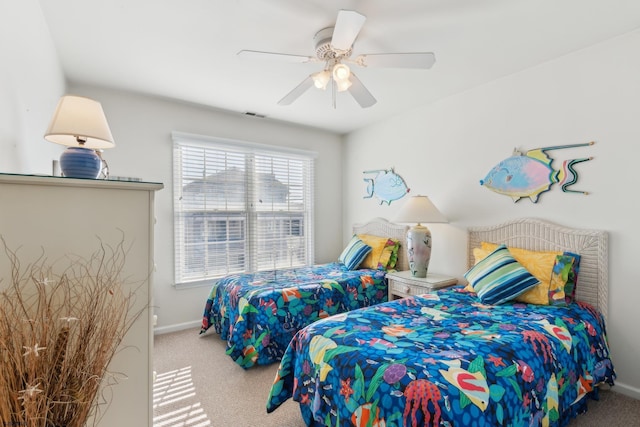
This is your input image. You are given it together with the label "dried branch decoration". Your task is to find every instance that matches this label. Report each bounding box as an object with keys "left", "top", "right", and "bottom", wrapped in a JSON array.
[{"left": 0, "top": 237, "right": 144, "bottom": 427}]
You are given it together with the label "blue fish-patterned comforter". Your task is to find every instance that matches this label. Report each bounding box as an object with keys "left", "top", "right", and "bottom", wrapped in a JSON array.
[
  {"left": 267, "top": 286, "right": 616, "bottom": 427},
  {"left": 200, "top": 262, "right": 388, "bottom": 368}
]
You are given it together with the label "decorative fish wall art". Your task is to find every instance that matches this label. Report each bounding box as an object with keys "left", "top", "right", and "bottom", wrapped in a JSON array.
[
  {"left": 480, "top": 142, "right": 594, "bottom": 203},
  {"left": 363, "top": 167, "right": 410, "bottom": 205}
]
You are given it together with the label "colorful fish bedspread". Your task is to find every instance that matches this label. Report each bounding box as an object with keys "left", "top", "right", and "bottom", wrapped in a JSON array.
[
  {"left": 267, "top": 286, "right": 616, "bottom": 427},
  {"left": 200, "top": 262, "right": 388, "bottom": 368}
]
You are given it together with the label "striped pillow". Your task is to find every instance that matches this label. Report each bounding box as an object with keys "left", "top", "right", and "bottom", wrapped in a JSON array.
[
  {"left": 339, "top": 236, "right": 372, "bottom": 270},
  {"left": 464, "top": 244, "right": 540, "bottom": 305}
]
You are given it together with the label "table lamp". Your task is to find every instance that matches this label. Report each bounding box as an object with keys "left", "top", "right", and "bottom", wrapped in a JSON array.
[
  {"left": 395, "top": 195, "right": 447, "bottom": 278},
  {"left": 44, "top": 95, "right": 115, "bottom": 179}
]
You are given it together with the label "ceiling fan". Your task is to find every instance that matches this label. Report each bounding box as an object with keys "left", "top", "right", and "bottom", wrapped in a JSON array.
[{"left": 238, "top": 9, "right": 436, "bottom": 108}]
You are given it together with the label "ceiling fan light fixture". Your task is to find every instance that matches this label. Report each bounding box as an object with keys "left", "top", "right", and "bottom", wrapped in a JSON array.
[
  {"left": 249, "top": 9, "right": 434, "bottom": 108},
  {"left": 335, "top": 78, "right": 352, "bottom": 92},
  {"left": 332, "top": 63, "right": 351, "bottom": 82},
  {"left": 312, "top": 70, "right": 331, "bottom": 90}
]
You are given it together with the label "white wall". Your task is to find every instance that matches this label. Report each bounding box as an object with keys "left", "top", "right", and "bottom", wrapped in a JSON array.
[
  {"left": 343, "top": 30, "right": 640, "bottom": 398},
  {"left": 0, "top": 0, "right": 66, "bottom": 174},
  {"left": 66, "top": 84, "right": 343, "bottom": 332}
]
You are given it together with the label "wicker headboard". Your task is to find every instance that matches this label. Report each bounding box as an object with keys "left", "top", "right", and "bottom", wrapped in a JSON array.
[
  {"left": 468, "top": 218, "right": 609, "bottom": 320},
  {"left": 353, "top": 218, "right": 409, "bottom": 271}
]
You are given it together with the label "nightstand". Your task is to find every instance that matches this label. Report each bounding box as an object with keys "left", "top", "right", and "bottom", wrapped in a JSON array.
[{"left": 386, "top": 270, "right": 458, "bottom": 300}]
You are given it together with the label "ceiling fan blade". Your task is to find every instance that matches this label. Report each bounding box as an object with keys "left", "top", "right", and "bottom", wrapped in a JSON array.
[
  {"left": 331, "top": 10, "right": 366, "bottom": 51},
  {"left": 348, "top": 73, "right": 376, "bottom": 108},
  {"left": 278, "top": 76, "right": 314, "bottom": 106},
  {"left": 356, "top": 52, "right": 436, "bottom": 69},
  {"left": 238, "top": 50, "right": 315, "bottom": 64}
]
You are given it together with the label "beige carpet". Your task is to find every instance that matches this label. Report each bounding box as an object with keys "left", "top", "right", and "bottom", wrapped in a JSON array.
[
  {"left": 153, "top": 327, "right": 640, "bottom": 427},
  {"left": 153, "top": 327, "right": 304, "bottom": 427}
]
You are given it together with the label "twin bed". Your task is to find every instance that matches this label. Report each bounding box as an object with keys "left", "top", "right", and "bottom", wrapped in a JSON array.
[
  {"left": 200, "top": 217, "right": 615, "bottom": 426},
  {"left": 200, "top": 218, "right": 409, "bottom": 368},
  {"left": 264, "top": 218, "right": 616, "bottom": 426}
]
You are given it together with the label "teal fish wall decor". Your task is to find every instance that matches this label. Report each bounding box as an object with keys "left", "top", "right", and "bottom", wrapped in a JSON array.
[
  {"left": 480, "top": 142, "right": 594, "bottom": 203},
  {"left": 363, "top": 168, "right": 410, "bottom": 205}
]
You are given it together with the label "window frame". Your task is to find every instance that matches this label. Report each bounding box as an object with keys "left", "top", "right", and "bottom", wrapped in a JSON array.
[{"left": 172, "top": 131, "right": 315, "bottom": 288}]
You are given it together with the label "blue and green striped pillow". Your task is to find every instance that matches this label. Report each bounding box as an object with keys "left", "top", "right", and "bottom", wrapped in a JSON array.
[
  {"left": 339, "top": 236, "right": 372, "bottom": 270},
  {"left": 464, "top": 244, "right": 540, "bottom": 305}
]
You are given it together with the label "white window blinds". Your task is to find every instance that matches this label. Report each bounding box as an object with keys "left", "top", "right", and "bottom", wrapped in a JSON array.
[{"left": 172, "top": 132, "right": 315, "bottom": 287}]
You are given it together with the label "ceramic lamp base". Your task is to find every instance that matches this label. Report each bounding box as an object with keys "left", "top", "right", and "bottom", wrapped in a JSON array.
[
  {"left": 59, "top": 146, "right": 101, "bottom": 179},
  {"left": 406, "top": 224, "right": 432, "bottom": 278}
]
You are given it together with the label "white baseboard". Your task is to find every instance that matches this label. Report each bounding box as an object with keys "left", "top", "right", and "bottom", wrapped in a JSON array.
[
  {"left": 612, "top": 381, "right": 640, "bottom": 400},
  {"left": 154, "top": 320, "right": 201, "bottom": 335}
]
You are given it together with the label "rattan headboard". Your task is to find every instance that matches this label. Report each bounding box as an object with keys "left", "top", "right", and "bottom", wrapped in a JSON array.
[
  {"left": 468, "top": 218, "right": 608, "bottom": 319},
  {"left": 353, "top": 218, "right": 409, "bottom": 271}
]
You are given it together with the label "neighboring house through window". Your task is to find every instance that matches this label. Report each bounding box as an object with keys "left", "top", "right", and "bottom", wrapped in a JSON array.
[{"left": 172, "top": 132, "right": 315, "bottom": 287}]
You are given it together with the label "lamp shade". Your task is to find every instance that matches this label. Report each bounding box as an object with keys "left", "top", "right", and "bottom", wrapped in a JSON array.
[
  {"left": 312, "top": 70, "right": 331, "bottom": 90},
  {"left": 394, "top": 195, "right": 447, "bottom": 225},
  {"left": 44, "top": 95, "right": 115, "bottom": 149},
  {"left": 332, "top": 63, "right": 352, "bottom": 92},
  {"left": 395, "top": 195, "right": 447, "bottom": 278},
  {"left": 44, "top": 95, "right": 115, "bottom": 179},
  {"left": 332, "top": 63, "right": 351, "bottom": 81}
]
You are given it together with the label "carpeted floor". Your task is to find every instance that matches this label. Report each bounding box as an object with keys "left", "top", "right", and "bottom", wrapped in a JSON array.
[
  {"left": 153, "top": 327, "right": 640, "bottom": 427},
  {"left": 153, "top": 327, "right": 304, "bottom": 427}
]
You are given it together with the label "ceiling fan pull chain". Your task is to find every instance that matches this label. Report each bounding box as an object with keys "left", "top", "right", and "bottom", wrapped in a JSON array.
[{"left": 332, "top": 79, "right": 337, "bottom": 109}]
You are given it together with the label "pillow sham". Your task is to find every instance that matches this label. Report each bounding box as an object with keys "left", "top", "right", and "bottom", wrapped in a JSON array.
[
  {"left": 480, "top": 242, "right": 561, "bottom": 305},
  {"left": 560, "top": 251, "right": 581, "bottom": 303},
  {"left": 339, "top": 236, "right": 372, "bottom": 270},
  {"left": 464, "top": 244, "right": 540, "bottom": 305},
  {"left": 357, "top": 234, "right": 400, "bottom": 270},
  {"left": 548, "top": 254, "right": 577, "bottom": 306},
  {"left": 385, "top": 241, "right": 401, "bottom": 270}
]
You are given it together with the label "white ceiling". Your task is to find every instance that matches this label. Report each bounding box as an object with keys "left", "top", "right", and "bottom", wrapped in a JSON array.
[{"left": 38, "top": 0, "right": 640, "bottom": 134}]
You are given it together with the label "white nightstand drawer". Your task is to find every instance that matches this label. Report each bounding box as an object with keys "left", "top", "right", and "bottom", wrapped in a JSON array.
[
  {"left": 389, "top": 280, "right": 434, "bottom": 296},
  {"left": 386, "top": 271, "right": 457, "bottom": 300}
]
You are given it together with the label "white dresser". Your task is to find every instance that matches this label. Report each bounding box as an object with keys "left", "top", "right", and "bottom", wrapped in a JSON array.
[{"left": 0, "top": 173, "right": 163, "bottom": 426}]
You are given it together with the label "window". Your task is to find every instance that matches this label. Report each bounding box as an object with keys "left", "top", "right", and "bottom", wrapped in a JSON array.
[{"left": 172, "top": 132, "right": 315, "bottom": 287}]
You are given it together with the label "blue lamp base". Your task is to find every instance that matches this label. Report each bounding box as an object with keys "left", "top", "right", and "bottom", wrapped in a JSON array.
[{"left": 59, "top": 147, "right": 101, "bottom": 179}]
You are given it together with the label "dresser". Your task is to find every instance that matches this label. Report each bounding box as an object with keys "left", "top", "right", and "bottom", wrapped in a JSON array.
[
  {"left": 386, "top": 270, "right": 457, "bottom": 300},
  {"left": 0, "top": 173, "right": 163, "bottom": 426}
]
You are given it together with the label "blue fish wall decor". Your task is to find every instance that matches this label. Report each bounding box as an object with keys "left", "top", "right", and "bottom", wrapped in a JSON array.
[
  {"left": 480, "top": 142, "right": 594, "bottom": 203},
  {"left": 363, "top": 168, "right": 410, "bottom": 205}
]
